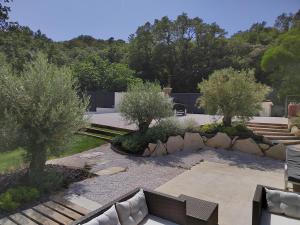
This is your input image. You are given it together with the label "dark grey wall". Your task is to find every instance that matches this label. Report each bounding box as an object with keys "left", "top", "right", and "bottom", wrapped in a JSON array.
[
  {"left": 171, "top": 93, "right": 203, "bottom": 114},
  {"left": 87, "top": 91, "right": 204, "bottom": 114},
  {"left": 87, "top": 91, "right": 115, "bottom": 111}
]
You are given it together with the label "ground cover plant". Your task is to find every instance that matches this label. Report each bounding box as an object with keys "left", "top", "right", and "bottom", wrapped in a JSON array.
[
  {"left": 199, "top": 122, "right": 264, "bottom": 142},
  {"left": 0, "top": 186, "right": 40, "bottom": 211},
  {"left": 112, "top": 118, "right": 182, "bottom": 153}
]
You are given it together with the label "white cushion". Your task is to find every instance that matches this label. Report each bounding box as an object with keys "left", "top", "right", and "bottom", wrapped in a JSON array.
[
  {"left": 83, "top": 205, "right": 121, "bottom": 225},
  {"left": 266, "top": 189, "right": 283, "bottom": 214},
  {"left": 116, "top": 189, "right": 148, "bottom": 225},
  {"left": 140, "top": 215, "right": 179, "bottom": 225},
  {"left": 266, "top": 188, "right": 300, "bottom": 219},
  {"left": 261, "top": 209, "right": 300, "bottom": 225}
]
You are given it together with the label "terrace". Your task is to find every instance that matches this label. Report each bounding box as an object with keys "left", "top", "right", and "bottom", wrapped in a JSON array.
[
  {"left": 2, "top": 113, "right": 299, "bottom": 225},
  {"left": 1, "top": 2, "right": 299, "bottom": 225}
]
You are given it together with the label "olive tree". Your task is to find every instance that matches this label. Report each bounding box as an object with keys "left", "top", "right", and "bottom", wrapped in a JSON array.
[
  {"left": 197, "top": 68, "right": 270, "bottom": 127},
  {"left": 0, "top": 53, "right": 88, "bottom": 183},
  {"left": 118, "top": 82, "right": 173, "bottom": 133}
]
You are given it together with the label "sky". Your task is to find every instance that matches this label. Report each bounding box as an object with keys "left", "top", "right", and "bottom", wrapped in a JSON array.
[{"left": 9, "top": 0, "right": 300, "bottom": 42}]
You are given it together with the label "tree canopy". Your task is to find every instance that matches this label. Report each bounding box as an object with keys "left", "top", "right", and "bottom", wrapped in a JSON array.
[
  {"left": 118, "top": 82, "right": 173, "bottom": 133},
  {"left": 197, "top": 68, "right": 271, "bottom": 126},
  {"left": 0, "top": 1, "right": 298, "bottom": 103},
  {"left": 0, "top": 53, "right": 88, "bottom": 183},
  {"left": 261, "top": 28, "right": 300, "bottom": 102}
]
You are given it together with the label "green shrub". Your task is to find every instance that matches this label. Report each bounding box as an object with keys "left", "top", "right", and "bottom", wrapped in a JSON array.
[
  {"left": 181, "top": 118, "right": 199, "bottom": 133},
  {"left": 152, "top": 118, "right": 185, "bottom": 140},
  {"left": 120, "top": 133, "right": 146, "bottom": 153},
  {"left": 36, "top": 171, "right": 64, "bottom": 193},
  {"left": 0, "top": 186, "right": 39, "bottom": 212},
  {"left": 112, "top": 118, "right": 185, "bottom": 153},
  {"left": 199, "top": 123, "right": 222, "bottom": 134},
  {"left": 220, "top": 126, "right": 238, "bottom": 136},
  {"left": 199, "top": 122, "right": 254, "bottom": 138}
]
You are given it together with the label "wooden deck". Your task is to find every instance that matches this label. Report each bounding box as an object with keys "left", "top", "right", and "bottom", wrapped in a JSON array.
[{"left": 0, "top": 198, "right": 91, "bottom": 225}]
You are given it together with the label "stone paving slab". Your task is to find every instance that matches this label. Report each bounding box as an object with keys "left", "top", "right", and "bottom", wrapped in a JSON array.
[
  {"left": 87, "top": 112, "right": 288, "bottom": 130},
  {"left": 156, "top": 161, "right": 284, "bottom": 225},
  {"left": 95, "top": 166, "right": 127, "bottom": 176}
]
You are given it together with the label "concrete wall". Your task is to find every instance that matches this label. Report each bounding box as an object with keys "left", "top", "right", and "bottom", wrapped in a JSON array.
[
  {"left": 114, "top": 92, "right": 125, "bottom": 111},
  {"left": 259, "top": 101, "right": 273, "bottom": 117}
]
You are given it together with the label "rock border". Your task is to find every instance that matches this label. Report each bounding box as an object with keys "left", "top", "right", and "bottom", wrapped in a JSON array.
[{"left": 111, "top": 132, "right": 286, "bottom": 161}]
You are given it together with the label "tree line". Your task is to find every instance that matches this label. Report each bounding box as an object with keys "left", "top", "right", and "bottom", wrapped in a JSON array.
[{"left": 0, "top": 0, "right": 299, "bottom": 103}]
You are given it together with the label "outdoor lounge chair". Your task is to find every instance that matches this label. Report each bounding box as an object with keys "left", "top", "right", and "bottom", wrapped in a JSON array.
[
  {"left": 71, "top": 188, "right": 218, "bottom": 225},
  {"left": 252, "top": 185, "right": 300, "bottom": 225},
  {"left": 284, "top": 146, "right": 300, "bottom": 191}
]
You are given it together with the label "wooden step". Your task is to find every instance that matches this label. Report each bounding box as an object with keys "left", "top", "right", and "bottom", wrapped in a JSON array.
[
  {"left": 50, "top": 198, "right": 90, "bottom": 215},
  {"left": 43, "top": 201, "right": 82, "bottom": 220},
  {"left": 76, "top": 131, "right": 112, "bottom": 141},
  {"left": 254, "top": 131, "right": 295, "bottom": 136},
  {"left": 9, "top": 213, "right": 38, "bottom": 225},
  {"left": 22, "top": 208, "right": 59, "bottom": 225},
  {"left": 250, "top": 127, "right": 290, "bottom": 132},
  {"left": 272, "top": 140, "right": 300, "bottom": 145},
  {"left": 247, "top": 124, "right": 288, "bottom": 129},
  {"left": 33, "top": 205, "right": 73, "bottom": 225},
  {"left": 246, "top": 122, "right": 288, "bottom": 127},
  {"left": 84, "top": 127, "right": 122, "bottom": 137},
  {"left": 91, "top": 123, "right": 133, "bottom": 132},
  {"left": 264, "top": 135, "right": 299, "bottom": 140},
  {"left": 0, "top": 218, "right": 18, "bottom": 225}
]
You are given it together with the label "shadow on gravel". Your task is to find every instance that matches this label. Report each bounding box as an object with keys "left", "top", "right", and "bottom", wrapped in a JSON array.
[{"left": 124, "top": 147, "right": 284, "bottom": 171}]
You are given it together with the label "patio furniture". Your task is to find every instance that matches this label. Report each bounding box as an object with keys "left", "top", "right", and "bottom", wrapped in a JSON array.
[
  {"left": 173, "top": 103, "right": 187, "bottom": 116},
  {"left": 252, "top": 185, "right": 300, "bottom": 225},
  {"left": 71, "top": 188, "right": 218, "bottom": 225},
  {"left": 284, "top": 146, "right": 300, "bottom": 191}
]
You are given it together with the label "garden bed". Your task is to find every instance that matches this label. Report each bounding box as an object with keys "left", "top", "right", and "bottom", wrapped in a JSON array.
[
  {"left": 111, "top": 120, "right": 286, "bottom": 161},
  {"left": 0, "top": 164, "right": 95, "bottom": 217}
]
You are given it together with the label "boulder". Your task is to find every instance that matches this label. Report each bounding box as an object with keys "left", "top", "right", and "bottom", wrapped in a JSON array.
[
  {"left": 259, "top": 143, "right": 270, "bottom": 151},
  {"left": 151, "top": 141, "right": 167, "bottom": 157},
  {"left": 183, "top": 133, "right": 205, "bottom": 151},
  {"left": 232, "top": 138, "right": 264, "bottom": 156},
  {"left": 206, "top": 132, "right": 231, "bottom": 149},
  {"left": 202, "top": 136, "right": 208, "bottom": 142},
  {"left": 291, "top": 126, "right": 300, "bottom": 137},
  {"left": 263, "top": 137, "right": 273, "bottom": 145},
  {"left": 143, "top": 148, "right": 151, "bottom": 157},
  {"left": 148, "top": 143, "right": 157, "bottom": 153},
  {"left": 231, "top": 136, "right": 239, "bottom": 146},
  {"left": 166, "top": 135, "right": 184, "bottom": 154},
  {"left": 265, "top": 144, "right": 286, "bottom": 160}
]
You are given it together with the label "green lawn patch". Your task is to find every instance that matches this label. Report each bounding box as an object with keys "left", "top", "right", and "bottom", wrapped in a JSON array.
[{"left": 0, "top": 135, "right": 105, "bottom": 174}]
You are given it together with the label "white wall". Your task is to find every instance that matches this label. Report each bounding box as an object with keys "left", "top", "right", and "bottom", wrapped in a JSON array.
[
  {"left": 259, "top": 101, "right": 273, "bottom": 117},
  {"left": 114, "top": 92, "right": 125, "bottom": 111}
]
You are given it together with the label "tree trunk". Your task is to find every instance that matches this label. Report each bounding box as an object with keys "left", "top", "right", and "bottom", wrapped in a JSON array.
[
  {"left": 28, "top": 146, "right": 47, "bottom": 185},
  {"left": 223, "top": 115, "right": 232, "bottom": 127},
  {"left": 138, "top": 120, "right": 151, "bottom": 133}
]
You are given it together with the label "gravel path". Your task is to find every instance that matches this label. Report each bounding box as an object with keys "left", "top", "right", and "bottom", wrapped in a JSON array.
[{"left": 56, "top": 143, "right": 284, "bottom": 206}]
